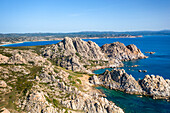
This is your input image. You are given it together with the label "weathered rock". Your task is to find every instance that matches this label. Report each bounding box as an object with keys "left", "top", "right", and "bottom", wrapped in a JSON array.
[
  {"left": 90, "top": 69, "right": 170, "bottom": 100},
  {"left": 140, "top": 75, "right": 170, "bottom": 99},
  {"left": 0, "top": 107, "right": 10, "bottom": 113},
  {"left": 42, "top": 38, "right": 147, "bottom": 73},
  {"left": 0, "top": 54, "right": 9, "bottom": 63},
  {"left": 42, "top": 37, "right": 110, "bottom": 73},
  {"left": 0, "top": 80, "right": 7, "bottom": 88},
  {"left": 90, "top": 69, "right": 143, "bottom": 94},
  {"left": 22, "top": 90, "right": 58, "bottom": 113},
  {"left": 101, "top": 42, "right": 147, "bottom": 61},
  {"left": 0, "top": 48, "right": 124, "bottom": 113}
]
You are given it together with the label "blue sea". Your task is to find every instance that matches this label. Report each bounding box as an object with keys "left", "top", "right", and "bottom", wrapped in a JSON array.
[{"left": 2, "top": 35, "right": 170, "bottom": 113}]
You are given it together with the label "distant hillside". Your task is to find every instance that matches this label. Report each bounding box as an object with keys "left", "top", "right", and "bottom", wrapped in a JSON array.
[
  {"left": 0, "top": 30, "right": 170, "bottom": 44},
  {"left": 0, "top": 30, "right": 170, "bottom": 38}
]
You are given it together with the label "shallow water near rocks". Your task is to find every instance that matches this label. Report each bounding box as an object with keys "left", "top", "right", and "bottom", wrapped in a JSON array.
[{"left": 96, "top": 86, "right": 170, "bottom": 113}]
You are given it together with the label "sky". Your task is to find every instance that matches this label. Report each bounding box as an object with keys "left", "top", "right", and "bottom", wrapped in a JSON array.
[{"left": 0, "top": 0, "right": 170, "bottom": 33}]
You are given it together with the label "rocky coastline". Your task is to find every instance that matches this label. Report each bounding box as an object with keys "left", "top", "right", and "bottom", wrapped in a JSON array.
[
  {"left": 42, "top": 37, "right": 147, "bottom": 73},
  {"left": 89, "top": 69, "right": 170, "bottom": 101},
  {"left": 0, "top": 37, "right": 169, "bottom": 113}
]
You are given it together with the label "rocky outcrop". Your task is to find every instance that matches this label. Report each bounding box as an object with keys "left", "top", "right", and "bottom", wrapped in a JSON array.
[
  {"left": 62, "top": 93, "right": 124, "bottom": 113},
  {"left": 0, "top": 54, "right": 9, "bottom": 63},
  {"left": 0, "top": 107, "right": 10, "bottom": 113},
  {"left": 101, "top": 42, "right": 147, "bottom": 61},
  {"left": 42, "top": 37, "right": 111, "bottom": 73},
  {"left": 21, "top": 89, "right": 58, "bottom": 113},
  {"left": 140, "top": 75, "right": 170, "bottom": 100},
  {"left": 42, "top": 37, "right": 147, "bottom": 73},
  {"left": 0, "top": 80, "right": 7, "bottom": 88},
  {"left": 90, "top": 69, "right": 170, "bottom": 101},
  {"left": 90, "top": 69, "right": 143, "bottom": 94}
]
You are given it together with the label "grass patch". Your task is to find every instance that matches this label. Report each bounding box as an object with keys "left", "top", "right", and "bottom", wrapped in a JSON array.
[
  {"left": 45, "top": 95, "right": 52, "bottom": 103},
  {"left": 68, "top": 75, "right": 72, "bottom": 80},
  {"left": 76, "top": 79, "right": 82, "bottom": 84}
]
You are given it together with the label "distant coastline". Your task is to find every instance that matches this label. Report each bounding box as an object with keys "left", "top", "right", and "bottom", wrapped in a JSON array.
[{"left": 0, "top": 35, "right": 142, "bottom": 46}]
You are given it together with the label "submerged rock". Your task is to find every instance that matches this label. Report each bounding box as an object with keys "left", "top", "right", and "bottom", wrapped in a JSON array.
[{"left": 145, "top": 51, "right": 155, "bottom": 54}]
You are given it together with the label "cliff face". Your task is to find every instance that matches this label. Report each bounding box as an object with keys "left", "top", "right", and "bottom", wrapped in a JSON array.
[
  {"left": 42, "top": 37, "right": 147, "bottom": 73},
  {"left": 90, "top": 69, "right": 170, "bottom": 101}
]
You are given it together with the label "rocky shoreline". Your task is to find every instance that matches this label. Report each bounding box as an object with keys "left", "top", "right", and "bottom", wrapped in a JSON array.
[
  {"left": 0, "top": 37, "right": 169, "bottom": 113},
  {"left": 89, "top": 69, "right": 170, "bottom": 101}
]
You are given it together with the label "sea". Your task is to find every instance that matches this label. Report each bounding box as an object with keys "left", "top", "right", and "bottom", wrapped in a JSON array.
[{"left": 2, "top": 35, "right": 170, "bottom": 113}]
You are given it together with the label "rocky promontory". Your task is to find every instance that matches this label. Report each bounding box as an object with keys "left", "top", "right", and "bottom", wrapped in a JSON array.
[
  {"left": 89, "top": 69, "right": 170, "bottom": 101},
  {"left": 42, "top": 37, "right": 147, "bottom": 73},
  {"left": 101, "top": 42, "right": 147, "bottom": 61}
]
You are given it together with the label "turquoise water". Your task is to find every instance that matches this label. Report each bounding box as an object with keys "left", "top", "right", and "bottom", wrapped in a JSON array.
[
  {"left": 96, "top": 87, "right": 170, "bottom": 113},
  {"left": 2, "top": 35, "right": 170, "bottom": 112}
]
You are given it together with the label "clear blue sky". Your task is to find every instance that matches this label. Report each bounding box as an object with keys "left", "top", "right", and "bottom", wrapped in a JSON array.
[{"left": 0, "top": 0, "right": 170, "bottom": 33}]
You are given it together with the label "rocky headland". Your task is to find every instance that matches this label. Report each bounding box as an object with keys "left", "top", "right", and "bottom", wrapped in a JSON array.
[
  {"left": 42, "top": 37, "right": 147, "bottom": 73},
  {"left": 89, "top": 69, "right": 170, "bottom": 101}
]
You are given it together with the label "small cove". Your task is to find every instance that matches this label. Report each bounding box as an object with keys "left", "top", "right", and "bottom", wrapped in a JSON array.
[{"left": 96, "top": 86, "right": 170, "bottom": 113}]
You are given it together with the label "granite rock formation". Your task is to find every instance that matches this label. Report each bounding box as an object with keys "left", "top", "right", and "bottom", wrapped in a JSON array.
[
  {"left": 101, "top": 42, "right": 147, "bottom": 61},
  {"left": 90, "top": 69, "right": 170, "bottom": 101},
  {"left": 0, "top": 48, "right": 124, "bottom": 113},
  {"left": 42, "top": 37, "right": 147, "bottom": 73}
]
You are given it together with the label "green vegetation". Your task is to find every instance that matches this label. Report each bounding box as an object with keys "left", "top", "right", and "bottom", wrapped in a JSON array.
[
  {"left": 76, "top": 79, "right": 82, "bottom": 84},
  {"left": 28, "top": 61, "right": 35, "bottom": 65},
  {"left": 68, "top": 75, "right": 72, "bottom": 80},
  {"left": 45, "top": 95, "right": 52, "bottom": 103},
  {"left": 75, "top": 52, "right": 81, "bottom": 57},
  {"left": 0, "top": 49, "right": 12, "bottom": 57}
]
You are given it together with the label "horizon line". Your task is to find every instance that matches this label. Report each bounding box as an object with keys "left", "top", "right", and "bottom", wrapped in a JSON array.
[{"left": 0, "top": 29, "right": 170, "bottom": 34}]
